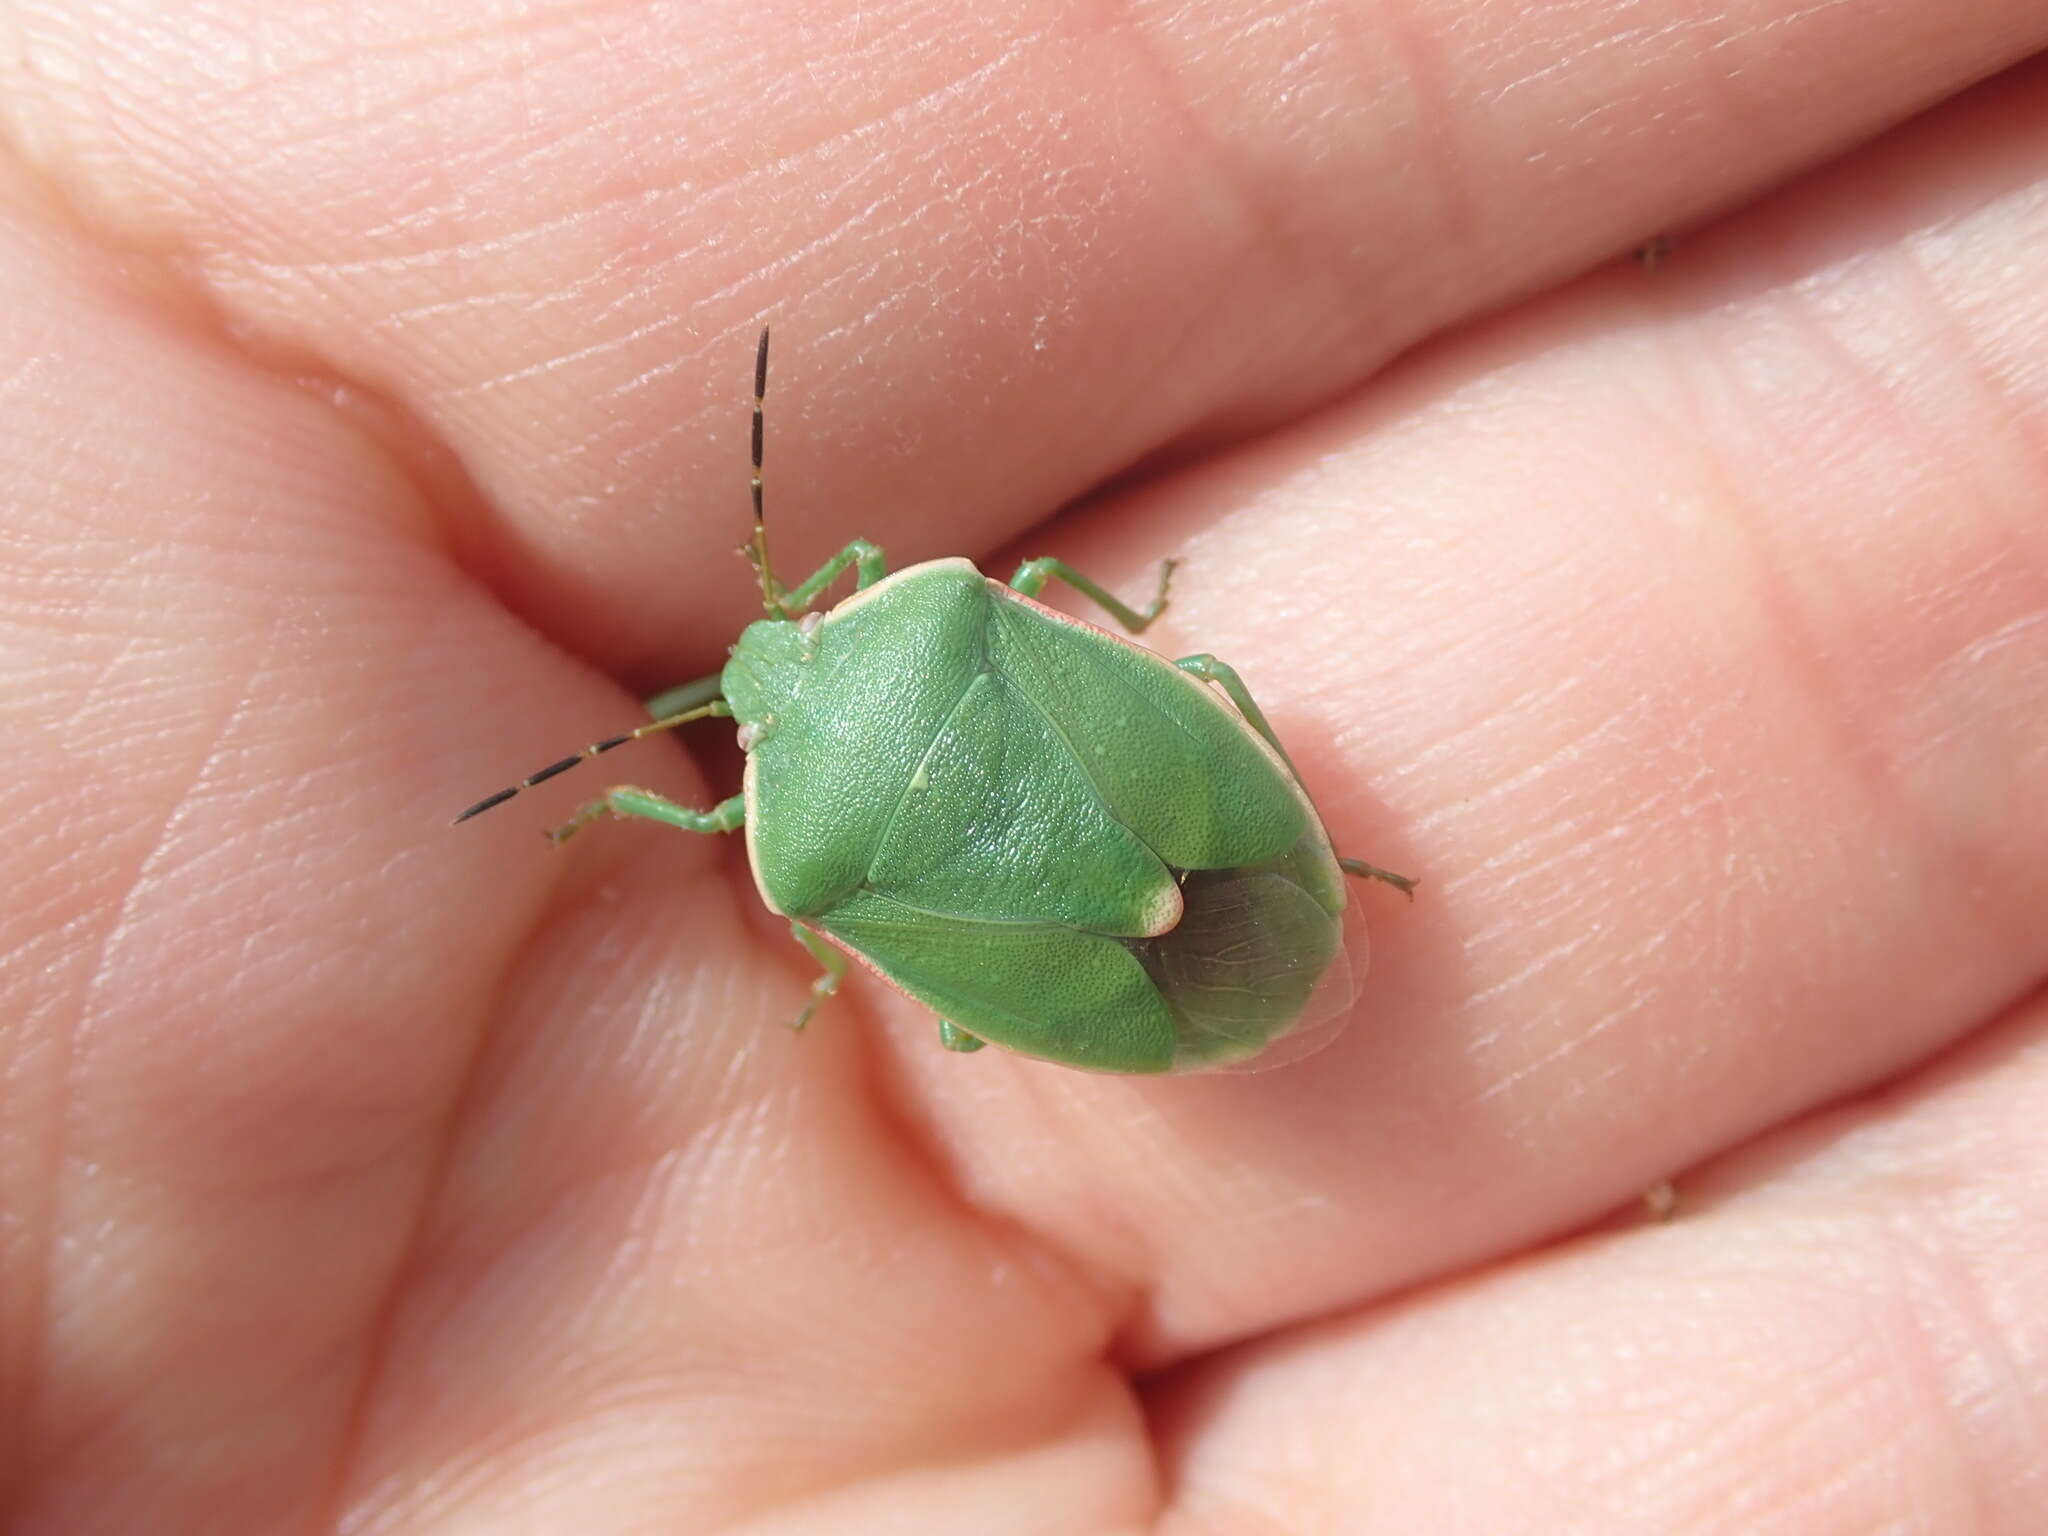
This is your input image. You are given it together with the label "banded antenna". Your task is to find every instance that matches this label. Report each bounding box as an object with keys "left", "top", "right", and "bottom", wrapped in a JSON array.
[
  {"left": 453, "top": 331, "right": 766, "bottom": 824},
  {"left": 744, "top": 326, "right": 785, "bottom": 615}
]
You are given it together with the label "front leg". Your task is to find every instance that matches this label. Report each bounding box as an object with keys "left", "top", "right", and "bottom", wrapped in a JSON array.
[
  {"left": 642, "top": 671, "right": 726, "bottom": 722},
  {"left": 776, "top": 539, "right": 889, "bottom": 615},
  {"left": 550, "top": 788, "right": 745, "bottom": 844}
]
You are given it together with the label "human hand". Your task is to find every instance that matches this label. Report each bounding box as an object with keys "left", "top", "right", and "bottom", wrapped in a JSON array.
[{"left": 3, "top": 2, "right": 2046, "bottom": 1530}]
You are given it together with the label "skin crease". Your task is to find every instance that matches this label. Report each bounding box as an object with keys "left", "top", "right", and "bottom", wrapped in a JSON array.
[{"left": 0, "top": 0, "right": 2046, "bottom": 1531}]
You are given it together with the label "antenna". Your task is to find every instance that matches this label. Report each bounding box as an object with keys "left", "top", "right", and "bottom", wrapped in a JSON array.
[
  {"left": 745, "top": 326, "right": 783, "bottom": 615},
  {"left": 452, "top": 332, "right": 764, "bottom": 825},
  {"left": 450, "top": 700, "right": 731, "bottom": 825}
]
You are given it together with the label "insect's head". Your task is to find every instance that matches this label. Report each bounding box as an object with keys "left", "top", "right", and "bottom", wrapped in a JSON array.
[{"left": 720, "top": 611, "right": 811, "bottom": 750}]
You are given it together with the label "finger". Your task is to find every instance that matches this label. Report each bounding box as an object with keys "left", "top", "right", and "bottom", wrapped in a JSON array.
[
  {"left": 0, "top": 2, "right": 2040, "bottom": 664},
  {"left": 0, "top": 165, "right": 1090, "bottom": 1526},
  {"left": 0, "top": 168, "right": 740, "bottom": 1523},
  {"left": 894, "top": 60, "right": 2048, "bottom": 1358},
  {"left": 1149, "top": 990, "right": 2048, "bottom": 1534},
  {"left": 323, "top": 874, "right": 1161, "bottom": 1531}
]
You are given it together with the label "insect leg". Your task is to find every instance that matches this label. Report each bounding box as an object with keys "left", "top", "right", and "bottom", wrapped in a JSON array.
[
  {"left": 787, "top": 922, "right": 848, "bottom": 1031},
  {"left": 642, "top": 671, "right": 726, "bottom": 722},
  {"left": 1177, "top": 655, "right": 1419, "bottom": 899},
  {"left": 1173, "top": 654, "right": 1292, "bottom": 763},
  {"left": 937, "top": 1020, "right": 986, "bottom": 1054},
  {"left": 1009, "top": 557, "right": 1175, "bottom": 633},
  {"left": 1337, "top": 855, "right": 1418, "bottom": 899},
  {"left": 775, "top": 539, "right": 889, "bottom": 613},
  {"left": 549, "top": 788, "right": 744, "bottom": 845}
]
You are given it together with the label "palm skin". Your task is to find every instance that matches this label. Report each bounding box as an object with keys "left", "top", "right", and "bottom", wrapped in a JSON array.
[{"left": 2, "top": 2, "right": 2046, "bottom": 1532}]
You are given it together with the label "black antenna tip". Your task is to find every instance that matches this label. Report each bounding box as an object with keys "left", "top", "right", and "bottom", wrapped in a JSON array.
[
  {"left": 755, "top": 328, "right": 770, "bottom": 394},
  {"left": 453, "top": 786, "right": 518, "bottom": 825}
]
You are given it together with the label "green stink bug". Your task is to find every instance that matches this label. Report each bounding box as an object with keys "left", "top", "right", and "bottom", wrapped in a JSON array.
[{"left": 457, "top": 331, "right": 1413, "bottom": 1073}]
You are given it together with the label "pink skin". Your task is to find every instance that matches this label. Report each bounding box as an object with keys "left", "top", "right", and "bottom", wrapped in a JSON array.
[{"left": 2, "top": 3, "right": 2047, "bottom": 1532}]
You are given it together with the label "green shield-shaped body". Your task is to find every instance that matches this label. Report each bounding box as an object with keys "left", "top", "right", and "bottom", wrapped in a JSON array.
[{"left": 720, "top": 559, "right": 1358, "bottom": 1072}]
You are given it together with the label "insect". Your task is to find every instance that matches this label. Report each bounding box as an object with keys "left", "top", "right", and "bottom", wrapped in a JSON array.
[{"left": 457, "top": 330, "right": 1414, "bottom": 1073}]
